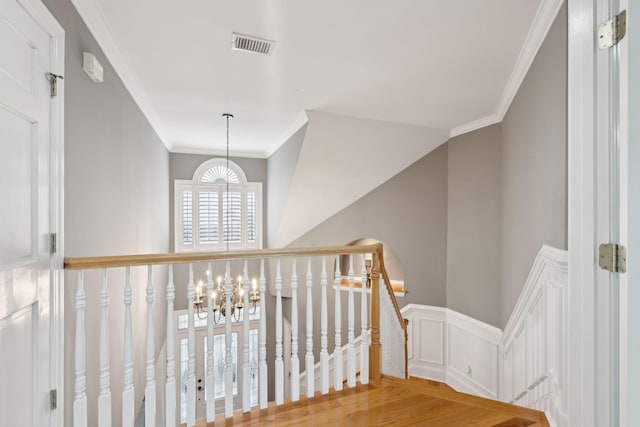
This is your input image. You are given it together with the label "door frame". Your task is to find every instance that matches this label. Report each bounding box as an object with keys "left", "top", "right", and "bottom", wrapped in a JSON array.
[
  {"left": 568, "top": 0, "right": 632, "bottom": 425},
  {"left": 620, "top": 1, "right": 638, "bottom": 426},
  {"left": 13, "top": 0, "right": 65, "bottom": 425}
]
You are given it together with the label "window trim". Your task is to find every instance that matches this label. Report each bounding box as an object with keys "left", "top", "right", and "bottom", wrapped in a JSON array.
[{"left": 174, "top": 158, "right": 263, "bottom": 252}]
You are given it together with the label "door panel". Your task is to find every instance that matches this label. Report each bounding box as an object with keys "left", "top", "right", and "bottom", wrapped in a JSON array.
[
  {"left": 0, "top": 0, "right": 53, "bottom": 425},
  {"left": 0, "top": 106, "right": 35, "bottom": 265},
  {"left": 0, "top": 304, "right": 35, "bottom": 426}
]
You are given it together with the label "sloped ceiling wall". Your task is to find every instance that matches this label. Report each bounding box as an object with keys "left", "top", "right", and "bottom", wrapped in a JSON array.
[{"left": 274, "top": 111, "right": 450, "bottom": 248}]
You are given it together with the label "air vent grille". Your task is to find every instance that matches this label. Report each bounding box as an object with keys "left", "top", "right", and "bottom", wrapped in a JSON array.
[{"left": 231, "top": 33, "right": 274, "bottom": 55}]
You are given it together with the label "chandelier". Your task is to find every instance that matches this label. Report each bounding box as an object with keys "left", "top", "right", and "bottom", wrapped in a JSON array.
[
  {"left": 194, "top": 272, "right": 259, "bottom": 323},
  {"left": 192, "top": 113, "right": 260, "bottom": 324}
]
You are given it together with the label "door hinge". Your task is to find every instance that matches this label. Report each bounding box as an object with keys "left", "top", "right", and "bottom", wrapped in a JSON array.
[
  {"left": 599, "top": 243, "right": 627, "bottom": 273},
  {"left": 49, "top": 389, "right": 57, "bottom": 410},
  {"left": 45, "top": 72, "right": 64, "bottom": 97},
  {"left": 598, "top": 10, "right": 627, "bottom": 49},
  {"left": 50, "top": 233, "right": 57, "bottom": 254}
]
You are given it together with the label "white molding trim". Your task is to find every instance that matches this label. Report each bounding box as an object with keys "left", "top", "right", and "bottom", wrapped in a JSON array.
[
  {"left": 69, "top": 0, "right": 169, "bottom": 146},
  {"left": 566, "top": 0, "right": 597, "bottom": 425},
  {"left": 401, "top": 304, "right": 502, "bottom": 399},
  {"left": 501, "top": 246, "right": 568, "bottom": 427},
  {"left": 449, "top": 112, "right": 501, "bottom": 138},
  {"left": 449, "top": 0, "right": 565, "bottom": 138},
  {"left": 169, "top": 146, "right": 269, "bottom": 160},
  {"left": 502, "top": 245, "right": 568, "bottom": 339}
]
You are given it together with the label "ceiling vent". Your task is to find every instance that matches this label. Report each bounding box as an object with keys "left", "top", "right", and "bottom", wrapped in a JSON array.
[{"left": 231, "top": 33, "right": 274, "bottom": 55}]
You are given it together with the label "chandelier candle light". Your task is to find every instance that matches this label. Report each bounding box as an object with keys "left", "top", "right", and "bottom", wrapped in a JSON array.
[{"left": 194, "top": 272, "right": 259, "bottom": 323}]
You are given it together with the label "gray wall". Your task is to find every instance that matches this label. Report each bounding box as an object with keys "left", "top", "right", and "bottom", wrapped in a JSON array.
[
  {"left": 266, "top": 125, "right": 306, "bottom": 248},
  {"left": 42, "top": 0, "right": 170, "bottom": 424},
  {"left": 447, "top": 124, "right": 502, "bottom": 326},
  {"left": 500, "top": 5, "right": 567, "bottom": 326},
  {"left": 287, "top": 144, "right": 448, "bottom": 374},
  {"left": 290, "top": 143, "right": 449, "bottom": 308},
  {"left": 282, "top": 3, "right": 567, "bottom": 329}
]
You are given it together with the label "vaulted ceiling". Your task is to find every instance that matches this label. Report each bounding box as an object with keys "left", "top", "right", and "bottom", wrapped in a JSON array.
[{"left": 70, "top": 0, "right": 563, "bottom": 158}]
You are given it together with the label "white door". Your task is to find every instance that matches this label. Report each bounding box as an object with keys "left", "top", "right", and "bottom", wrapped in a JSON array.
[
  {"left": 0, "top": 0, "right": 63, "bottom": 426},
  {"left": 175, "top": 310, "right": 259, "bottom": 423}
]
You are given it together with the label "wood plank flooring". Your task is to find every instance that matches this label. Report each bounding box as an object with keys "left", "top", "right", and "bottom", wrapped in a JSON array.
[{"left": 183, "top": 376, "right": 548, "bottom": 427}]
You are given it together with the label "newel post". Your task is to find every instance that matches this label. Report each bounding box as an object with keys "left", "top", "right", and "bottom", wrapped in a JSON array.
[{"left": 369, "top": 251, "right": 382, "bottom": 381}]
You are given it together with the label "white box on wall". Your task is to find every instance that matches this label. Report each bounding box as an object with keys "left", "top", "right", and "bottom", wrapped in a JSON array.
[{"left": 83, "top": 52, "right": 104, "bottom": 83}]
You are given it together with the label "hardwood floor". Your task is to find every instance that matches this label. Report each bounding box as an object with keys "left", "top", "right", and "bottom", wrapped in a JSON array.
[{"left": 183, "top": 376, "right": 548, "bottom": 427}]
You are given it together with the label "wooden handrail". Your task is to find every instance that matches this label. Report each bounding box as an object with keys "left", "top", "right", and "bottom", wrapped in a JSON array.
[
  {"left": 378, "top": 257, "right": 406, "bottom": 333},
  {"left": 64, "top": 243, "right": 383, "bottom": 270}
]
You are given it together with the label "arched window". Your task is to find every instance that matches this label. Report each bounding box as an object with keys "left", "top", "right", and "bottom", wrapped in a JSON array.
[{"left": 175, "top": 159, "right": 262, "bottom": 251}]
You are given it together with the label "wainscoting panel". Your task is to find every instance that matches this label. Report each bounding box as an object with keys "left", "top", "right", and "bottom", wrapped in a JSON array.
[
  {"left": 501, "top": 245, "right": 568, "bottom": 427},
  {"left": 403, "top": 245, "right": 567, "bottom": 427},
  {"left": 416, "top": 318, "right": 445, "bottom": 365},
  {"left": 402, "top": 305, "right": 501, "bottom": 399}
]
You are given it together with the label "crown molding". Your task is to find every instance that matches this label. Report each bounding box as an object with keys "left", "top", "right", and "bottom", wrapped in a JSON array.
[
  {"left": 169, "top": 146, "right": 268, "bottom": 159},
  {"left": 449, "top": 0, "right": 565, "bottom": 139},
  {"left": 70, "top": 0, "right": 170, "bottom": 147},
  {"left": 449, "top": 112, "right": 501, "bottom": 138}
]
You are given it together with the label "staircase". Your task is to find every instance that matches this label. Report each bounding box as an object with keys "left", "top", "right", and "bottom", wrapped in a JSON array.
[{"left": 182, "top": 376, "right": 549, "bottom": 426}]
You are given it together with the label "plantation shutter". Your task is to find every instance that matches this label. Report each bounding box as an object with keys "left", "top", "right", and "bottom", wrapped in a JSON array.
[
  {"left": 182, "top": 190, "right": 193, "bottom": 245},
  {"left": 198, "top": 191, "right": 218, "bottom": 244},
  {"left": 223, "top": 191, "right": 242, "bottom": 244},
  {"left": 247, "top": 191, "right": 256, "bottom": 244}
]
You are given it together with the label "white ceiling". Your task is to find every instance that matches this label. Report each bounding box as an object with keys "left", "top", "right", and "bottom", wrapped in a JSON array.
[{"left": 72, "top": 0, "right": 561, "bottom": 158}]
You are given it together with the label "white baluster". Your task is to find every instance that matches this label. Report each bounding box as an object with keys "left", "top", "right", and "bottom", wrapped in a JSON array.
[
  {"left": 145, "top": 265, "right": 156, "bottom": 427},
  {"left": 165, "top": 265, "right": 176, "bottom": 427},
  {"left": 123, "top": 267, "right": 134, "bottom": 427},
  {"left": 98, "top": 269, "right": 111, "bottom": 427},
  {"left": 74, "top": 271, "right": 87, "bottom": 427},
  {"left": 259, "top": 259, "right": 268, "bottom": 409},
  {"left": 305, "top": 257, "right": 315, "bottom": 397},
  {"left": 242, "top": 260, "right": 251, "bottom": 412},
  {"left": 290, "top": 258, "right": 300, "bottom": 401},
  {"left": 186, "top": 264, "right": 196, "bottom": 427},
  {"left": 224, "top": 261, "right": 233, "bottom": 418},
  {"left": 360, "top": 255, "right": 369, "bottom": 385},
  {"left": 206, "top": 263, "right": 215, "bottom": 422},
  {"left": 320, "top": 257, "right": 329, "bottom": 394},
  {"left": 275, "top": 258, "right": 284, "bottom": 404},
  {"left": 334, "top": 257, "right": 343, "bottom": 391},
  {"left": 347, "top": 255, "right": 356, "bottom": 387}
]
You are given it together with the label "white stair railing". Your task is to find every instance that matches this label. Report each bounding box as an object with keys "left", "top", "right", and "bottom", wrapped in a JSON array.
[{"left": 65, "top": 244, "right": 403, "bottom": 426}]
